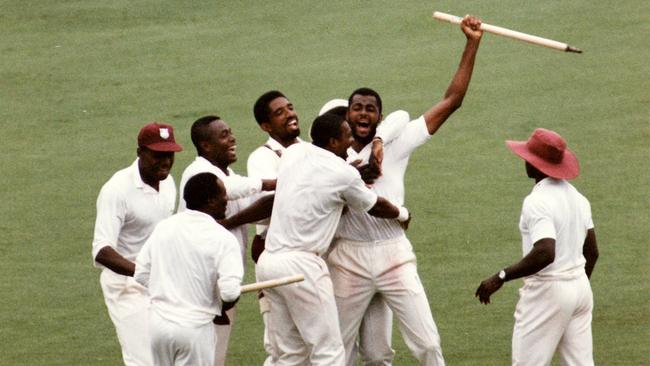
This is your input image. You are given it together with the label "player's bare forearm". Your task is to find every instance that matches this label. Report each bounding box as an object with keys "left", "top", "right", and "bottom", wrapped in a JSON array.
[
  {"left": 583, "top": 229, "right": 599, "bottom": 279},
  {"left": 423, "top": 17, "right": 482, "bottom": 135},
  {"left": 476, "top": 238, "right": 555, "bottom": 304},
  {"left": 95, "top": 246, "right": 135, "bottom": 276},
  {"left": 503, "top": 238, "right": 555, "bottom": 280},
  {"left": 220, "top": 194, "right": 274, "bottom": 229},
  {"left": 367, "top": 197, "right": 400, "bottom": 219}
]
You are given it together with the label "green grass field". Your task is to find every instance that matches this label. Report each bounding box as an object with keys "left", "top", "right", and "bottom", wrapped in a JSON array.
[{"left": 2, "top": 1, "right": 648, "bottom": 364}]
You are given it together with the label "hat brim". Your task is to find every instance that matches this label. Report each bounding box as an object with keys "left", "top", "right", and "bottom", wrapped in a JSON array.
[
  {"left": 145, "top": 142, "right": 183, "bottom": 152},
  {"left": 506, "top": 140, "right": 579, "bottom": 179}
]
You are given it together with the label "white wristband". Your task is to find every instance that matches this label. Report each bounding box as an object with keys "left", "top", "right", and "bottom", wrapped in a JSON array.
[{"left": 397, "top": 206, "right": 409, "bottom": 222}]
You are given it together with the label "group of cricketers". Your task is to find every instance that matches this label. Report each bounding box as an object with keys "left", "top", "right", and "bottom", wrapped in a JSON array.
[{"left": 91, "top": 15, "right": 599, "bottom": 366}]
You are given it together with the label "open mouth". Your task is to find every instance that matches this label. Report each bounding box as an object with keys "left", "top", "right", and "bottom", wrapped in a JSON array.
[
  {"left": 286, "top": 119, "right": 299, "bottom": 129},
  {"left": 355, "top": 121, "right": 370, "bottom": 135}
]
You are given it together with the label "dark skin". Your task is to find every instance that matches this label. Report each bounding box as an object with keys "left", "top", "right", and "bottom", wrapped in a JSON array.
[
  {"left": 347, "top": 15, "right": 483, "bottom": 179},
  {"left": 95, "top": 147, "right": 176, "bottom": 276},
  {"left": 219, "top": 194, "right": 275, "bottom": 230},
  {"left": 330, "top": 121, "right": 406, "bottom": 221},
  {"left": 260, "top": 96, "right": 300, "bottom": 148},
  {"left": 200, "top": 119, "right": 276, "bottom": 190},
  {"left": 475, "top": 162, "right": 599, "bottom": 304}
]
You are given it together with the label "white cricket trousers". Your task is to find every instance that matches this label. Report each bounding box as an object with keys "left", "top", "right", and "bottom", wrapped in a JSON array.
[
  {"left": 257, "top": 250, "right": 345, "bottom": 366},
  {"left": 327, "top": 236, "right": 445, "bottom": 366},
  {"left": 150, "top": 310, "right": 215, "bottom": 366},
  {"left": 356, "top": 294, "right": 394, "bottom": 365},
  {"left": 512, "top": 273, "right": 594, "bottom": 366},
  {"left": 100, "top": 269, "right": 152, "bottom": 366},
  {"left": 213, "top": 307, "right": 236, "bottom": 366}
]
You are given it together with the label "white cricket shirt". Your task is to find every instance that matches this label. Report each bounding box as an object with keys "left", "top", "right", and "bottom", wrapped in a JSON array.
[
  {"left": 91, "top": 159, "right": 177, "bottom": 265},
  {"left": 265, "top": 143, "right": 378, "bottom": 256},
  {"left": 134, "top": 209, "right": 243, "bottom": 327},
  {"left": 519, "top": 177, "right": 594, "bottom": 278},
  {"left": 247, "top": 137, "right": 305, "bottom": 236},
  {"left": 178, "top": 156, "right": 262, "bottom": 259},
  {"left": 336, "top": 115, "right": 431, "bottom": 242}
]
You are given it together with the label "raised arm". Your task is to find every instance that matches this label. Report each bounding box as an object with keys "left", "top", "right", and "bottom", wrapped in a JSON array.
[{"left": 423, "top": 15, "right": 483, "bottom": 135}]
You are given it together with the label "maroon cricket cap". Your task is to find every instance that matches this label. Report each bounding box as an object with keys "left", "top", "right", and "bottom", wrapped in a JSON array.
[
  {"left": 506, "top": 128, "right": 579, "bottom": 180},
  {"left": 137, "top": 122, "right": 183, "bottom": 152}
]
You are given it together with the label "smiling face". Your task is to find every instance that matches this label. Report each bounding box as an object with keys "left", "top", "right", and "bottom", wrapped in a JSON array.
[
  {"left": 347, "top": 94, "right": 382, "bottom": 145},
  {"left": 137, "top": 147, "right": 175, "bottom": 188},
  {"left": 201, "top": 119, "right": 237, "bottom": 171},
  {"left": 261, "top": 96, "right": 300, "bottom": 147}
]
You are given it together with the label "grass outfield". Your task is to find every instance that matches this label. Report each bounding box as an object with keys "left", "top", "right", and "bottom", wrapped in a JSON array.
[{"left": 1, "top": 0, "right": 648, "bottom": 364}]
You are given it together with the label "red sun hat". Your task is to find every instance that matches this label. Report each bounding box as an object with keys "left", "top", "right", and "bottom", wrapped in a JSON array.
[
  {"left": 137, "top": 122, "right": 183, "bottom": 152},
  {"left": 506, "top": 128, "right": 579, "bottom": 180}
]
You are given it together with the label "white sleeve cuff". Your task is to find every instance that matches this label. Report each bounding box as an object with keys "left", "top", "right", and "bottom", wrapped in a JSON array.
[{"left": 397, "top": 206, "right": 409, "bottom": 222}]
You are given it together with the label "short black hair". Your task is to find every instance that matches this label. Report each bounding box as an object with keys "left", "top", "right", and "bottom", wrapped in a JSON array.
[
  {"left": 191, "top": 115, "right": 220, "bottom": 155},
  {"left": 184, "top": 172, "right": 224, "bottom": 210},
  {"left": 310, "top": 113, "right": 346, "bottom": 149},
  {"left": 253, "top": 90, "right": 286, "bottom": 125},
  {"left": 348, "top": 87, "right": 383, "bottom": 114}
]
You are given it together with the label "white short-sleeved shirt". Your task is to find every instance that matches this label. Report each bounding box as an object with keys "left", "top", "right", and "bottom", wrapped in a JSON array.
[
  {"left": 134, "top": 210, "right": 243, "bottom": 327},
  {"left": 265, "top": 143, "right": 378, "bottom": 256},
  {"left": 519, "top": 177, "right": 594, "bottom": 278},
  {"left": 178, "top": 156, "right": 261, "bottom": 257},
  {"left": 336, "top": 115, "right": 431, "bottom": 241},
  {"left": 91, "top": 159, "right": 177, "bottom": 265},
  {"left": 247, "top": 137, "right": 305, "bottom": 236}
]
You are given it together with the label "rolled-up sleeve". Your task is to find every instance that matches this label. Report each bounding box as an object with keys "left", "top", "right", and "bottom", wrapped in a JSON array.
[
  {"left": 216, "top": 234, "right": 244, "bottom": 302},
  {"left": 222, "top": 174, "right": 263, "bottom": 201}
]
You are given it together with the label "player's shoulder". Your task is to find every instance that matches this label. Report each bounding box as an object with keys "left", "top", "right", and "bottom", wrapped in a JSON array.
[
  {"left": 213, "top": 224, "right": 239, "bottom": 247},
  {"left": 100, "top": 163, "right": 135, "bottom": 196}
]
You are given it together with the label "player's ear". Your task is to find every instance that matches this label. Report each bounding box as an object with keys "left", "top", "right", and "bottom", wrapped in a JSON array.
[
  {"left": 327, "top": 137, "right": 338, "bottom": 151},
  {"left": 260, "top": 122, "right": 272, "bottom": 133},
  {"left": 199, "top": 140, "right": 211, "bottom": 154}
]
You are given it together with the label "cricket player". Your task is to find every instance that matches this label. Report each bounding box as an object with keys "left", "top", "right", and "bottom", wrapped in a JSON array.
[
  {"left": 91, "top": 122, "right": 183, "bottom": 365},
  {"left": 476, "top": 128, "right": 599, "bottom": 366},
  {"left": 257, "top": 112, "right": 411, "bottom": 365},
  {"left": 319, "top": 98, "right": 410, "bottom": 365},
  {"left": 325, "top": 15, "right": 484, "bottom": 366},
  {"left": 135, "top": 172, "right": 243, "bottom": 366},
  {"left": 177, "top": 115, "right": 275, "bottom": 366},
  {"left": 247, "top": 90, "right": 304, "bottom": 365}
]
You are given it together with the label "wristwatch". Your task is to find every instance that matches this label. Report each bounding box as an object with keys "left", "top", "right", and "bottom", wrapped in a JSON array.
[{"left": 498, "top": 269, "right": 507, "bottom": 281}]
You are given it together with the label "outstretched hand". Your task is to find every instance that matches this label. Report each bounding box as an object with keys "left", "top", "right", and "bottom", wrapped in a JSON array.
[
  {"left": 475, "top": 274, "right": 503, "bottom": 304},
  {"left": 461, "top": 15, "right": 483, "bottom": 40}
]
